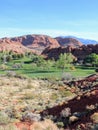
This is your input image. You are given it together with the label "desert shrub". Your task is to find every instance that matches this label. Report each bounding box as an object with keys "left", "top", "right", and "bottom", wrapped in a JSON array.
[
  {"left": 21, "top": 112, "right": 41, "bottom": 122},
  {"left": 58, "top": 108, "right": 71, "bottom": 127},
  {"left": 61, "top": 72, "right": 73, "bottom": 81},
  {"left": 24, "top": 78, "right": 34, "bottom": 89},
  {"left": 15, "top": 74, "right": 27, "bottom": 79},
  {"left": 60, "top": 107, "right": 71, "bottom": 118},
  {"left": 0, "top": 111, "right": 11, "bottom": 125},
  {"left": 50, "top": 93, "right": 58, "bottom": 100},
  {"left": 0, "top": 125, "right": 18, "bottom": 130},
  {"left": 0, "top": 64, "right": 8, "bottom": 70},
  {"left": 12, "top": 63, "right": 23, "bottom": 69},
  {"left": 56, "top": 81, "right": 65, "bottom": 87},
  {"left": 5, "top": 107, "right": 17, "bottom": 119},
  {"left": 31, "top": 119, "right": 59, "bottom": 130},
  {"left": 56, "top": 121, "right": 64, "bottom": 128},
  {"left": 6, "top": 55, "right": 12, "bottom": 62},
  {"left": 21, "top": 92, "right": 34, "bottom": 100},
  {"left": 25, "top": 83, "right": 34, "bottom": 89},
  {"left": 60, "top": 90, "right": 73, "bottom": 97},
  {"left": 6, "top": 71, "right": 16, "bottom": 77}
]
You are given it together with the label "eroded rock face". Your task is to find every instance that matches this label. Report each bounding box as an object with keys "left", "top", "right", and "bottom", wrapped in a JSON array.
[
  {"left": 55, "top": 37, "right": 83, "bottom": 47},
  {"left": 0, "top": 38, "right": 31, "bottom": 54},
  {"left": 42, "top": 46, "right": 70, "bottom": 60},
  {"left": 72, "top": 44, "right": 98, "bottom": 60},
  {"left": 0, "top": 35, "right": 60, "bottom": 54},
  {"left": 11, "top": 35, "right": 60, "bottom": 53},
  {"left": 0, "top": 35, "right": 98, "bottom": 58},
  {"left": 42, "top": 44, "right": 98, "bottom": 60}
]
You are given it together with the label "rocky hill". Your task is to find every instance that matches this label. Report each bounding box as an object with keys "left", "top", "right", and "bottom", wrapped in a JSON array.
[
  {"left": 0, "top": 34, "right": 98, "bottom": 58},
  {"left": 11, "top": 34, "right": 60, "bottom": 48},
  {"left": 0, "top": 35, "right": 60, "bottom": 54},
  {"left": 0, "top": 38, "right": 32, "bottom": 54},
  {"left": 55, "top": 37, "right": 83, "bottom": 47},
  {"left": 0, "top": 34, "right": 84, "bottom": 54}
]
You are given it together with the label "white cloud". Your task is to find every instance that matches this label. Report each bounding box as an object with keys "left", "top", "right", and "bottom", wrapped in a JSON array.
[{"left": 0, "top": 27, "right": 98, "bottom": 41}]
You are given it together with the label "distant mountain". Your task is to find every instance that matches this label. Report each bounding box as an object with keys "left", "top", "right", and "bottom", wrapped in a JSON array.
[
  {"left": 55, "top": 37, "right": 83, "bottom": 47},
  {"left": 59, "top": 36, "right": 98, "bottom": 45},
  {"left": 77, "top": 38, "right": 98, "bottom": 45}
]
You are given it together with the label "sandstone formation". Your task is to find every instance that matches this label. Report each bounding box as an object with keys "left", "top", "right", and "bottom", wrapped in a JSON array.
[
  {"left": 11, "top": 35, "right": 60, "bottom": 53},
  {"left": 0, "top": 35, "right": 60, "bottom": 54},
  {"left": 0, "top": 38, "right": 31, "bottom": 54},
  {"left": 0, "top": 34, "right": 98, "bottom": 59},
  {"left": 72, "top": 44, "right": 98, "bottom": 60},
  {"left": 42, "top": 44, "right": 98, "bottom": 60},
  {"left": 42, "top": 46, "right": 70, "bottom": 60}
]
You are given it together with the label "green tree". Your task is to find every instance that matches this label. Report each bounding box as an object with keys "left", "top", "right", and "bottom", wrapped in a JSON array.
[
  {"left": 56, "top": 53, "right": 73, "bottom": 72},
  {"left": 1, "top": 55, "right": 12, "bottom": 63},
  {"left": 32, "top": 55, "right": 46, "bottom": 68},
  {"left": 45, "top": 60, "right": 54, "bottom": 71},
  {"left": 84, "top": 53, "right": 98, "bottom": 67}
]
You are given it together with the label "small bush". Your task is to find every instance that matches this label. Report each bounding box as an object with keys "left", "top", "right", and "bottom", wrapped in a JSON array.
[
  {"left": 21, "top": 112, "right": 41, "bottom": 122},
  {"left": 61, "top": 72, "right": 73, "bottom": 81},
  {"left": 60, "top": 107, "right": 71, "bottom": 118},
  {"left": 6, "top": 71, "right": 16, "bottom": 77},
  {"left": 0, "top": 64, "right": 8, "bottom": 70},
  {"left": 56, "top": 121, "right": 64, "bottom": 128},
  {"left": 50, "top": 93, "right": 58, "bottom": 100},
  {"left": 0, "top": 111, "right": 11, "bottom": 125},
  {"left": 21, "top": 92, "right": 34, "bottom": 100}
]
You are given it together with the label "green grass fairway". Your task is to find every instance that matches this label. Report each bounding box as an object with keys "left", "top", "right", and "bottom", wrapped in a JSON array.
[{"left": 0, "top": 56, "right": 96, "bottom": 79}]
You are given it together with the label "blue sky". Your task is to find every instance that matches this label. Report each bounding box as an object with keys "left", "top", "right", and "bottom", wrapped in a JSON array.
[{"left": 0, "top": 0, "right": 98, "bottom": 40}]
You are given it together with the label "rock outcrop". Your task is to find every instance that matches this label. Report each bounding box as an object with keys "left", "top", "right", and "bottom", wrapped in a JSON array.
[
  {"left": 0, "top": 38, "right": 32, "bottom": 54},
  {"left": 72, "top": 44, "right": 98, "bottom": 60},
  {"left": 42, "top": 44, "right": 98, "bottom": 60},
  {"left": 42, "top": 46, "right": 70, "bottom": 60}
]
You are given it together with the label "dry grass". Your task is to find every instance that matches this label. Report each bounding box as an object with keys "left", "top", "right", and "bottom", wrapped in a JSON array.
[
  {"left": 0, "top": 124, "right": 18, "bottom": 130},
  {"left": 30, "top": 119, "right": 59, "bottom": 130},
  {"left": 0, "top": 76, "right": 75, "bottom": 129}
]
